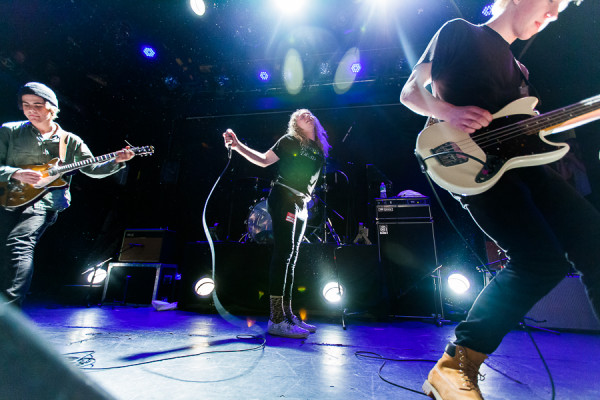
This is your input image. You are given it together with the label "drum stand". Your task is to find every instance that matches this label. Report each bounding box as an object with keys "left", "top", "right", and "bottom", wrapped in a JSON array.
[{"left": 311, "top": 188, "right": 344, "bottom": 245}]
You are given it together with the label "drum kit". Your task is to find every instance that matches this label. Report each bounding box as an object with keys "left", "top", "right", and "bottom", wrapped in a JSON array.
[{"left": 240, "top": 162, "right": 346, "bottom": 244}]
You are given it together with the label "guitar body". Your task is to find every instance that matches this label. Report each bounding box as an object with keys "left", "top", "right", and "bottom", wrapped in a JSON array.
[
  {"left": 415, "top": 97, "right": 570, "bottom": 195},
  {"left": 0, "top": 158, "right": 68, "bottom": 209},
  {"left": 0, "top": 146, "right": 154, "bottom": 210}
]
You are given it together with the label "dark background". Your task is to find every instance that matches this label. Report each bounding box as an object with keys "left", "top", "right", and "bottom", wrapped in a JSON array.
[{"left": 1, "top": 0, "right": 599, "bottom": 299}]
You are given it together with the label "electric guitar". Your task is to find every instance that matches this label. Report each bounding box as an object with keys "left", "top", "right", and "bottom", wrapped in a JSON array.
[
  {"left": 0, "top": 145, "right": 154, "bottom": 209},
  {"left": 415, "top": 95, "right": 600, "bottom": 195}
]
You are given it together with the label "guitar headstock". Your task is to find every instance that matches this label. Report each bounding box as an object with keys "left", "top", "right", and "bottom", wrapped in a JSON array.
[{"left": 132, "top": 146, "right": 155, "bottom": 157}]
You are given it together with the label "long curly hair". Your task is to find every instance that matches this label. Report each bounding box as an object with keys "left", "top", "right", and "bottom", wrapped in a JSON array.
[{"left": 286, "top": 109, "right": 331, "bottom": 157}]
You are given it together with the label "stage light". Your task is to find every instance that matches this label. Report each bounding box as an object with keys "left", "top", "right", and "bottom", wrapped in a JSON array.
[
  {"left": 319, "top": 62, "right": 331, "bottom": 76},
  {"left": 350, "top": 62, "right": 362, "bottom": 74},
  {"left": 164, "top": 75, "right": 180, "bottom": 90},
  {"left": 259, "top": 71, "right": 270, "bottom": 81},
  {"left": 273, "top": 0, "right": 307, "bottom": 15},
  {"left": 283, "top": 48, "right": 304, "bottom": 95},
  {"left": 194, "top": 277, "right": 215, "bottom": 297},
  {"left": 142, "top": 46, "right": 156, "bottom": 58},
  {"left": 190, "top": 0, "right": 206, "bottom": 16},
  {"left": 322, "top": 281, "right": 344, "bottom": 303},
  {"left": 481, "top": 3, "right": 494, "bottom": 17},
  {"left": 447, "top": 273, "right": 471, "bottom": 294},
  {"left": 85, "top": 268, "right": 107, "bottom": 285}
]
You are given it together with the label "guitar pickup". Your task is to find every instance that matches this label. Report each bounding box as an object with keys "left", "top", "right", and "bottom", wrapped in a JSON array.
[{"left": 431, "top": 142, "right": 468, "bottom": 166}]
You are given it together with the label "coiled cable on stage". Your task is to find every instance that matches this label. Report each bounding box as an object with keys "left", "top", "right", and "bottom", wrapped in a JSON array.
[{"left": 202, "top": 144, "right": 265, "bottom": 337}]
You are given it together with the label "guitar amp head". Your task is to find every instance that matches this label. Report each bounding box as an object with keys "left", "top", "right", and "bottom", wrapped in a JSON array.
[{"left": 118, "top": 229, "right": 176, "bottom": 263}]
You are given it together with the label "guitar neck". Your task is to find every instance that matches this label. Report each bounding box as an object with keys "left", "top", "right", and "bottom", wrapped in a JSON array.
[
  {"left": 54, "top": 151, "right": 120, "bottom": 175},
  {"left": 528, "top": 94, "right": 600, "bottom": 133}
]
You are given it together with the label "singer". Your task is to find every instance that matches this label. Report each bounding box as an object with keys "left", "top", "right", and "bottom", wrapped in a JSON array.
[{"left": 222, "top": 109, "right": 330, "bottom": 338}]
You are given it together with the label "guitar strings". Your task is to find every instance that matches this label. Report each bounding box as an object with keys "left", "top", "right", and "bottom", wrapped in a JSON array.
[
  {"left": 55, "top": 146, "right": 152, "bottom": 173},
  {"left": 429, "top": 95, "right": 600, "bottom": 158},
  {"left": 473, "top": 99, "right": 600, "bottom": 149},
  {"left": 469, "top": 98, "right": 598, "bottom": 151}
]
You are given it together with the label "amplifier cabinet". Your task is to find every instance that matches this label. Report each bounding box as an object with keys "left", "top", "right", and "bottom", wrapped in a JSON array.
[
  {"left": 376, "top": 197, "right": 431, "bottom": 221},
  {"left": 377, "top": 219, "right": 440, "bottom": 317},
  {"left": 526, "top": 274, "right": 600, "bottom": 331},
  {"left": 118, "top": 229, "right": 175, "bottom": 263},
  {"left": 101, "top": 262, "right": 178, "bottom": 305}
]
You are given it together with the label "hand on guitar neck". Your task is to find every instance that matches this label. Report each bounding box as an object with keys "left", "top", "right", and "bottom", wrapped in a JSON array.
[{"left": 114, "top": 146, "right": 136, "bottom": 163}]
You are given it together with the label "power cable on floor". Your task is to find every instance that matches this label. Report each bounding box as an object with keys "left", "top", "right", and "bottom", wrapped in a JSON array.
[
  {"left": 355, "top": 351, "right": 434, "bottom": 396},
  {"left": 72, "top": 335, "right": 265, "bottom": 370}
]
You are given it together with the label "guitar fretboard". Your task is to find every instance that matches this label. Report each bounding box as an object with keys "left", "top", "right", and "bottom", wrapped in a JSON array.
[
  {"left": 520, "top": 94, "right": 600, "bottom": 134},
  {"left": 49, "top": 146, "right": 153, "bottom": 176},
  {"left": 55, "top": 152, "right": 119, "bottom": 174}
]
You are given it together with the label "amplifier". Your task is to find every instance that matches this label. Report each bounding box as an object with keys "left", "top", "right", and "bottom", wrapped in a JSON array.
[
  {"left": 102, "top": 262, "right": 178, "bottom": 304},
  {"left": 377, "top": 219, "right": 440, "bottom": 316},
  {"left": 118, "top": 229, "right": 176, "bottom": 263},
  {"left": 526, "top": 274, "right": 600, "bottom": 331},
  {"left": 376, "top": 197, "right": 431, "bottom": 221}
]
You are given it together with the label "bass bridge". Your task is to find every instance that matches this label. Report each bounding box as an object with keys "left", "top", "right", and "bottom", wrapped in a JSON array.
[{"left": 430, "top": 142, "right": 469, "bottom": 166}]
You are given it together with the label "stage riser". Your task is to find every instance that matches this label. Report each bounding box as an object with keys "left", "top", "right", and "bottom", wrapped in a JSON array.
[
  {"left": 178, "top": 242, "right": 387, "bottom": 315},
  {"left": 178, "top": 242, "right": 440, "bottom": 317}
]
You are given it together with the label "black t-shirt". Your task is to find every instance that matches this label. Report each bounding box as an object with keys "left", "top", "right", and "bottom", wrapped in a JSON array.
[
  {"left": 270, "top": 134, "right": 324, "bottom": 196},
  {"left": 417, "top": 19, "right": 527, "bottom": 114}
]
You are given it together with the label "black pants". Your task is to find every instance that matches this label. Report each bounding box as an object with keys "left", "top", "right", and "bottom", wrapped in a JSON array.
[
  {"left": 454, "top": 166, "right": 600, "bottom": 354},
  {"left": 0, "top": 205, "right": 59, "bottom": 307},
  {"left": 267, "top": 185, "right": 308, "bottom": 298}
]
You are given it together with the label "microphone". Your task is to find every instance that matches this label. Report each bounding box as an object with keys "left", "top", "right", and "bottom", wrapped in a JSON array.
[{"left": 227, "top": 143, "right": 232, "bottom": 159}]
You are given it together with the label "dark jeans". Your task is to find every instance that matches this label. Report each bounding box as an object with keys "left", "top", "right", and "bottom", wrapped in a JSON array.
[
  {"left": 453, "top": 166, "right": 600, "bottom": 354},
  {"left": 267, "top": 185, "right": 308, "bottom": 298},
  {"left": 0, "top": 205, "right": 58, "bottom": 307}
]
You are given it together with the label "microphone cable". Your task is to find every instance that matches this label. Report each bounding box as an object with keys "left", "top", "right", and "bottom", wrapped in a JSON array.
[{"left": 201, "top": 142, "right": 265, "bottom": 336}]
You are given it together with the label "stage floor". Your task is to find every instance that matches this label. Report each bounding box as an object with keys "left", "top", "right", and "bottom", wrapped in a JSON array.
[{"left": 8, "top": 302, "right": 600, "bottom": 399}]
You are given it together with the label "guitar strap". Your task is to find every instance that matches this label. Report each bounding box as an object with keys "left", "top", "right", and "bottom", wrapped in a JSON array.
[
  {"left": 513, "top": 57, "right": 538, "bottom": 100},
  {"left": 58, "top": 130, "right": 68, "bottom": 162},
  {"left": 424, "top": 116, "right": 440, "bottom": 129}
]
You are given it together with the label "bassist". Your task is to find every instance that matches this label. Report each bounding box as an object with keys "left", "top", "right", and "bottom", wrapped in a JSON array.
[
  {"left": 0, "top": 82, "right": 135, "bottom": 307},
  {"left": 400, "top": 1, "right": 598, "bottom": 399}
]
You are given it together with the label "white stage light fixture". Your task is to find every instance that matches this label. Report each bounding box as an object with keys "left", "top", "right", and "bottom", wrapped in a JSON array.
[
  {"left": 190, "top": 0, "right": 206, "bottom": 16},
  {"left": 274, "top": 0, "right": 307, "bottom": 15},
  {"left": 322, "top": 281, "right": 344, "bottom": 303},
  {"left": 86, "top": 268, "right": 107, "bottom": 285},
  {"left": 194, "top": 277, "right": 215, "bottom": 297},
  {"left": 447, "top": 273, "right": 471, "bottom": 294}
]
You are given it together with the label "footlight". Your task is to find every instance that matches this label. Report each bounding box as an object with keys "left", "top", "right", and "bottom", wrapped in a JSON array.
[
  {"left": 194, "top": 277, "right": 215, "bottom": 297},
  {"left": 84, "top": 268, "right": 107, "bottom": 285},
  {"left": 447, "top": 273, "right": 471, "bottom": 294},
  {"left": 322, "top": 281, "right": 344, "bottom": 303}
]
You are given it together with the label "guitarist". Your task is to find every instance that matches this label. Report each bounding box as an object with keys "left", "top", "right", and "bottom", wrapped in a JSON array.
[
  {"left": 400, "top": 1, "right": 598, "bottom": 400},
  {"left": 0, "top": 82, "right": 135, "bottom": 307}
]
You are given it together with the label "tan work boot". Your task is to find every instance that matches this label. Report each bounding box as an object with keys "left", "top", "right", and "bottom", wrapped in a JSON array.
[{"left": 423, "top": 344, "right": 487, "bottom": 400}]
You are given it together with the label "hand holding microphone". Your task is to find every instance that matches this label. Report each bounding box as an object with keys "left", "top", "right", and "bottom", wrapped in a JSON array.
[{"left": 222, "top": 128, "right": 238, "bottom": 159}]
